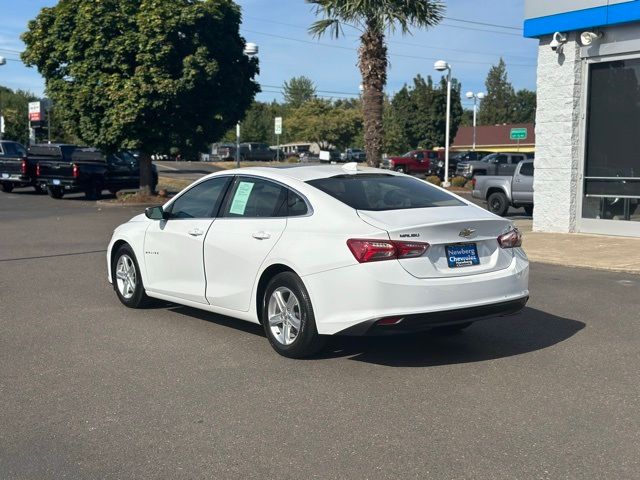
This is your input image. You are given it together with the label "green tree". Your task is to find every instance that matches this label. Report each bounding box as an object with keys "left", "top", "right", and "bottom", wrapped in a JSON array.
[
  {"left": 460, "top": 109, "right": 474, "bottom": 127},
  {"left": 0, "top": 86, "right": 37, "bottom": 145},
  {"left": 22, "top": 0, "right": 259, "bottom": 193},
  {"left": 285, "top": 99, "right": 363, "bottom": 151},
  {"left": 283, "top": 76, "right": 316, "bottom": 108},
  {"left": 478, "top": 58, "right": 515, "bottom": 125},
  {"left": 308, "top": 0, "right": 443, "bottom": 167},
  {"left": 512, "top": 89, "right": 537, "bottom": 124}
]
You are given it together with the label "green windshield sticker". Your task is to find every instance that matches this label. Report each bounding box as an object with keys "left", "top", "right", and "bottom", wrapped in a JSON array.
[{"left": 229, "top": 181, "right": 255, "bottom": 215}]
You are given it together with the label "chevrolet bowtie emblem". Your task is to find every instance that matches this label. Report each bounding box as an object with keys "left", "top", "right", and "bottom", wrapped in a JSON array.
[{"left": 459, "top": 228, "right": 476, "bottom": 238}]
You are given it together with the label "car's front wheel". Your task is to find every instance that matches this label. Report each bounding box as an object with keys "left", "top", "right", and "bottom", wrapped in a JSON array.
[
  {"left": 262, "top": 272, "right": 325, "bottom": 358},
  {"left": 395, "top": 166, "right": 406, "bottom": 174},
  {"left": 112, "top": 245, "right": 151, "bottom": 308}
]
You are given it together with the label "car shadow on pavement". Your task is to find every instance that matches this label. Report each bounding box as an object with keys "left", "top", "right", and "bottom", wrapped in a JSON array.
[
  {"left": 166, "top": 305, "right": 584, "bottom": 367},
  {"left": 322, "top": 308, "right": 585, "bottom": 367}
]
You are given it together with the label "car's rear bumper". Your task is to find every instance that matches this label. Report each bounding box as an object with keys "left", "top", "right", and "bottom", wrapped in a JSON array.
[
  {"left": 302, "top": 249, "right": 529, "bottom": 335},
  {"left": 0, "top": 174, "right": 33, "bottom": 185}
]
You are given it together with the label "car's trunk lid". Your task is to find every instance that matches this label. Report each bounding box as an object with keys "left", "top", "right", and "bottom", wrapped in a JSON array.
[
  {"left": 357, "top": 206, "right": 514, "bottom": 278},
  {"left": 36, "top": 159, "right": 74, "bottom": 179}
]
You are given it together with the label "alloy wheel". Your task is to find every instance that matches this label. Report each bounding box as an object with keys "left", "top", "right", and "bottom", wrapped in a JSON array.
[
  {"left": 115, "top": 254, "right": 137, "bottom": 300},
  {"left": 267, "top": 287, "right": 302, "bottom": 346}
]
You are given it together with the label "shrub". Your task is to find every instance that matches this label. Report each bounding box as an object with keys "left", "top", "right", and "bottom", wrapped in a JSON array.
[
  {"left": 464, "top": 181, "right": 474, "bottom": 190},
  {"left": 451, "top": 176, "right": 468, "bottom": 188},
  {"left": 426, "top": 175, "right": 441, "bottom": 186},
  {"left": 286, "top": 155, "right": 300, "bottom": 163}
]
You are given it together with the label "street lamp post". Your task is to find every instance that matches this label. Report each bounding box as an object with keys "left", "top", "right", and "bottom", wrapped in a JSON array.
[
  {"left": 0, "top": 56, "right": 6, "bottom": 141},
  {"left": 465, "top": 91, "right": 485, "bottom": 151},
  {"left": 434, "top": 60, "right": 452, "bottom": 187},
  {"left": 236, "top": 43, "right": 259, "bottom": 168}
]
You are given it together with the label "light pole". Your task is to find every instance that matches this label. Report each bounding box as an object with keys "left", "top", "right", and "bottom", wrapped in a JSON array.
[
  {"left": 236, "top": 43, "right": 259, "bottom": 168},
  {"left": 0, "top": 56, "right": 6, "bottom": 141},
  {"left": 434, "top": 60, "right": 452, "bottom": 187},
  {"left": 465, "top": 91, "right": 485, "bottom": 151}
]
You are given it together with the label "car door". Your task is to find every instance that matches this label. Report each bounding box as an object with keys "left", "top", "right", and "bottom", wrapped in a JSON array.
[
  {"left": 204, "top": 176, "right": 288, "bottom": 312},
  {"left": 494, "top": 154, "right": 511, "bottom": 175},
  {"left": 144, "top": 176, "right": 232, "bottom": 304},
  {"left": 106, "top": 154, "right": 132, "bottom": 190},
  {"left": 512, "top": 161, "right": 534, "bottom": 204}
]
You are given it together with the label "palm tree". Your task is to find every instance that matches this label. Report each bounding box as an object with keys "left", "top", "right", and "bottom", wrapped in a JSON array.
[{"left": 308, "top": 0, "right": 444, "bottom": 167}]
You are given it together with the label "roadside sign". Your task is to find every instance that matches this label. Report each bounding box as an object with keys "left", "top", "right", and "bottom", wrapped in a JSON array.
[
  {"left": 274, "top": 117, "right": 283, "bottom": 135},
  {"left": 29, "top": 101, "right": 43, "bottom": 122},
  {"left": 510, "top": 128, "right": 528, "bottom": 141}
]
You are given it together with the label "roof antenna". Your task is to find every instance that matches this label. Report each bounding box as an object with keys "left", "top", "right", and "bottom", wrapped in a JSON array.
[{"left": 342, "top": 162, "right": 359, "bottom": 174}]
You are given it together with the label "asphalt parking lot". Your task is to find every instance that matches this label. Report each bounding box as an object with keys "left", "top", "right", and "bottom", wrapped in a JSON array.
[{"left": 1, "top": 189, "right": 638, "bottom": 479}]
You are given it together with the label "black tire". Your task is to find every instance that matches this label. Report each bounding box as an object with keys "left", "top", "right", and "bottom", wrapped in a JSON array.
[
  {"left": 487, "top": 191, "right": 509, "bottom": 217},
  {"left": 111, "top": 244, "right": 152, "bottom": 308},
  {"left": 432, "top": 322, "right": 474, "bottom": 334},
  {"left": 1, "top": 182, "right": 14, "bottom": 193},
  {"left": 109, "top": 189, "right": 119, "bottom": 195},
  {"left": 395, "top": 166, "right": 406, "bottom": 174},
  {"left": 262, "top": 272, "right": 325, "bottom": 358},
  {"left": 47, "top": 186, "right": 64, "bottom": 199},
  {"left": 33, "top": 184, "right": 46, "bottom": 195},
  {"left": 85, "top": 179, "right": 103, "bottom": 200},
  {"left": 524, "top": 205, "right": 534, "bottom": 216}
]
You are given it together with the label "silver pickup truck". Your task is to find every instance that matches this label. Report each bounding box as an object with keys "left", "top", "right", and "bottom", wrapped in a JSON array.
[{"left": 472, "top": 160, "right": 534, "bottom": 217}]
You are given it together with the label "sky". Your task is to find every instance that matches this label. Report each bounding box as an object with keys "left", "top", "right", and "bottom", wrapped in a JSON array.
[{"left": 0, "top": 0, "right": 538, "bottom": 109}]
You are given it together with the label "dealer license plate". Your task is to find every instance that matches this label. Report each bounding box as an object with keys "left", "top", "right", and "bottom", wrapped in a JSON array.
[
  {"left": 446, "top": 243, "right": 480, "bottom": 268},
  {"left": 53, "top": 179, "right": 61, "bottom": 186},
  {"left": 1, "top": 173, "right": 8, "bottom": 179}
]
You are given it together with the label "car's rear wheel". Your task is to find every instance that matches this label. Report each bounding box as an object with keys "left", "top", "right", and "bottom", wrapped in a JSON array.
[
  {"left": 85, "top": 179, "right": 103, "bottom": 200},
  {"left": 487, "top": 192, "right": 509, "bottom": 217},
  {"left": 1, "top": 182, "right": 14, "bottom": 193},
  {"left": 47, "top": 186, "right": 64, "bottom": 199},
  {"left": 112, "top": 245, "right": 151, "bottom": 308},
  {"left": 262, "top": 272, "right": 325, "bottom": 358}
]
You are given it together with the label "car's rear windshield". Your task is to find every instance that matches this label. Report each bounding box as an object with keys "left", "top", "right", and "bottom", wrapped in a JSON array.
[{"left": 307, "top": 174, "right": 466, "bottom": 211}]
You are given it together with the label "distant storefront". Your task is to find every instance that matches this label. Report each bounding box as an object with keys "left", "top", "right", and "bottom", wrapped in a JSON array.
[
  {"left": 525, "top": 0, "right": 640, "bottom": 237},
  {"left": 451, "top": 123, "right": 535, "bottom": 153}
]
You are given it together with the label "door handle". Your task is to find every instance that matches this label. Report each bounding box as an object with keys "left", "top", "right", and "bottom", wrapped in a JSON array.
[
  {"left": 188, "top": 229, "right": 204, "bottom": 237},
  {"left": 252, "top": 231, "right": 271, "bottom": 240}
]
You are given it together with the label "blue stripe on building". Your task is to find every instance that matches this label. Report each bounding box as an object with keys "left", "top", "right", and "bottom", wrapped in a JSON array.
[{"left": 524, "top": 1, "right": 640, "bottom": 37}]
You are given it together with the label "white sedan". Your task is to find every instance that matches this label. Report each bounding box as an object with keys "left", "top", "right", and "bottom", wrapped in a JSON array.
[{"left": 107, "top": 164, "right": 529, "bottom": 358}]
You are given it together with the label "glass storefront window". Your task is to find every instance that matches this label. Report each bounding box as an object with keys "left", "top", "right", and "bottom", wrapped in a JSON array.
[{"left": 583, "top": 59, "right": 640, "bottom": 222}]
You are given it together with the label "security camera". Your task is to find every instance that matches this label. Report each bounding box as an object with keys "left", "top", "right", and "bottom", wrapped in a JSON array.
[{"left": 550, "top": 32, "right": 567, "bottom": 53}]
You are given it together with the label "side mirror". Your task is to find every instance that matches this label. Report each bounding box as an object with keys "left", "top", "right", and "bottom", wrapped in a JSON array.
[{"left": 145, "top": 205, "right": 167, "bottom": 220}]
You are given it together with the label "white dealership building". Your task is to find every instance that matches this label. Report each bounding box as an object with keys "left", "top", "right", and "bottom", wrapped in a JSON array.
[{"left": 526, "top": 0, "right": 640, "bottom": 237}]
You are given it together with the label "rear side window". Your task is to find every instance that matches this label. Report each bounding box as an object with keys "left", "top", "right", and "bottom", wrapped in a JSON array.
[
  {"left": 224, "top": 177, "right": 287, "bottom": 218},
  {"left": 307, "top": 174, "right": 465, "bottom": 211},
  {"left": 285, "top": 190, "right": 309, "bottom": 217},
  {"left": 519, "top": 162, "right": 534, "bottom": 176},
  {"left": 2, "top": 142, "right": 27, "bottom": 156},
  {"left": 169, "top": 177, "right": 231, "bottom": 219}
]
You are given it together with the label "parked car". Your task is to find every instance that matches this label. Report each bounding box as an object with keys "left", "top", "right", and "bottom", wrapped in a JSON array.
[
  {"left": 472, "top": 160, "right": 535, "bottom": 216},
  {"left": 107, "top": 164, "right": 529, "bottom": 358},
  {"left": 457, "top": 152, "right": 530, "bottom": 179},
  {"left": 241, "top": 142, "right": 277, "bottom": 161},
  {"left": 0, "top": 140, "right": 45, "bottom": 193},
  {"left": 341, "top": 148, "right": 366, "bottom": 163},
  {"left": 211, "top": 143, "right": 238, "bottom": 161},
  {"left": 37, "top": 147, "right": 158, "bottom": 199},
  {"left": 381, "top": 150, "right": 444, "bottom": 175}
]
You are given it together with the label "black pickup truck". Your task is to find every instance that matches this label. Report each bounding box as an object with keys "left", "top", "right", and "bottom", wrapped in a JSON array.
[
  {"left": 0, "top": 140, "right": 46, "bottom": 193},
  {"left": 36, "top": 146, "right": 158, "bottom": 199}
]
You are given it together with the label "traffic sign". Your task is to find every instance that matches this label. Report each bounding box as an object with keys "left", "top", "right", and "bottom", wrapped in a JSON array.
[
  {"left": 274, "top": 117, "right": 283, "bottom": 135},
  {"left": 510, "top": 128, "right": 528, "bottom": 141}
]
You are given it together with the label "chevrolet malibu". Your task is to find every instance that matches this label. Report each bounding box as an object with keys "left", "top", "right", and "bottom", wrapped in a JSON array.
[{"left": 107, "top": 164, "right": 529, "bottom": 358}]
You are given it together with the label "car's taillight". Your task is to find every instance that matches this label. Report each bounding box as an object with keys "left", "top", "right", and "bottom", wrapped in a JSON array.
[
  {"left": 497, "top": 228, "right": 522, "bottom": 248},
  {"left": 21, "top": 158, "right": 27, "bottom": 175},
  {"left": 73, "top": 164, "right": 79, "bottom": 178},
  {"left": 347, "top": 239, "right": 430, "bottom": 263},
  {"left": 36, "top": 163, "right": 40, "bottom": 176}
]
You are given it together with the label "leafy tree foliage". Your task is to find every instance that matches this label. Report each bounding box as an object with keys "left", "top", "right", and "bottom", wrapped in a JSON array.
[
  {"left": 283, "top": 76, "right": 316, "bottom": 108},
  {"left": 478, "top": 58, "right": 515, "bottom": 125},
  {"left": 308, "top": 0, "right": 443, "bottom": 167},
  {"left": 0, "top": 86, "right": 37, "bottom": 145},
  {"left": 21, "top": 0, "right": 259, "bottom": 192},
  {"left": 511, "top": 89, "right": 537, "bottom": 124},
  {"left": 284, "top": 99, "right": 362, "bottom": 151}
]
